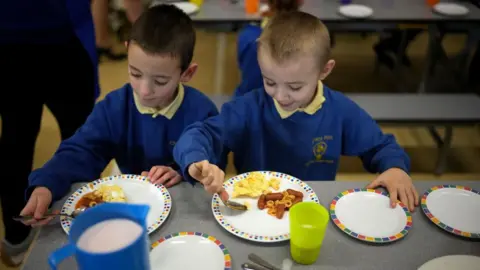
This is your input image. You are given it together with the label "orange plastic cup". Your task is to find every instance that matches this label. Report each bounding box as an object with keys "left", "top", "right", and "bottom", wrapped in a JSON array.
[{"left": 245, "top": 0, "right": 260, "bottom": 14}]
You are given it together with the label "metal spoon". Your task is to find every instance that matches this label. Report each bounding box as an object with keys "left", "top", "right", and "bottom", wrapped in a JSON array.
[
  {"left": 242, "top": 262, "right": 271, "bottom": 270},
  {"left": 218, "top": 193, "right": 248, "bottom": 211},
  {"left": 193, "top": 162, "right": 248, "bottom": 211},
  {"left": 248, "top": 253, "right": 282, "bottom": 270},
  {"left": 12, "top": 207, "right": 87, "bottom": 222}
]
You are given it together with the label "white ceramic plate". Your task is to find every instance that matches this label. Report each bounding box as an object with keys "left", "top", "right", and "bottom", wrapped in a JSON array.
[
  {"left": 150, "top": 232, "right": 231, "bottom": 270},
  {"left": 433, "top": 3, "right": 469, "bottom": 17},
  {"left": 418, "top": 255, "right": 480, "bottom": 270},
  {"left": 60, "top": 175, "right": 172, "bottom": 234},
  {"left": 212, "top": 171, "right": 320, "bottom": 243},
  {"left": 330, "top": 189, "right": 412, "bottom": 243},
  {"left": 421, "top": 185, "right": 480, "bottom": 238},
  {"left": 338, "top": 4, "right": 373, "bottom": 19},
  {"left": 259, "top": 4, "right": 269, "bottom": 14},
  {"left": 172, "top": 2, "right": 200, "bottom": 15}
]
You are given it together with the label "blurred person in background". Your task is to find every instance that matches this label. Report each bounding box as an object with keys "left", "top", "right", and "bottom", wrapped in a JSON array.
[
  {"left": 0, "top": 0, "right": 99, "bottom": 266},
  {"left": 92, "top": 0, "right": 144, "bottom": 61},
  {"left": 373, "top": 29, "right": 422, "bottom": 69},
  {"left": 234, "top": 0, "right": 303, "bottom": 97}
]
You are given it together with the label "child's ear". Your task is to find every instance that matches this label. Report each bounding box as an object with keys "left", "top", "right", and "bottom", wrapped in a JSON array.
[
  {"left": 179, "top": 63, "right": 198, "bottom": 83},
  {"left": 124, "top": 41, "right": 128, "bottom": 48},
  {"left": 319, "top": 60, "right": 335, "bottom": 80}
]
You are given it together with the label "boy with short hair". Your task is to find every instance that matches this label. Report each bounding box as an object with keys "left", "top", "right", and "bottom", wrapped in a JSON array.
[
  {"left": 235, "top": 0, "right": 302, "bottom": 97},
  {"left": 174, "top": 11, "right": 419, "bottom": 211},
  {"left": 20, "top": 4, "right": 220, "bottom": 225}
]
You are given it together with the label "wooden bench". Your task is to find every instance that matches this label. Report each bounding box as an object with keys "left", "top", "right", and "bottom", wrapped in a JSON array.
[{"left": 348, "top": 93, "right": 480, "bottom": 175}]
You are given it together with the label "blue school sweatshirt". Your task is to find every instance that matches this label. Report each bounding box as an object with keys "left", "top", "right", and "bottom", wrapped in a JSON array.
[
  {"left": 28, "top": 84, "right": 219, "bottom": 201},
  {"left": 174, "top": 87, "right": 410, "bottom": 182},
  {"left": 234, "top": 24, "right": 264, "bottom": 97}
]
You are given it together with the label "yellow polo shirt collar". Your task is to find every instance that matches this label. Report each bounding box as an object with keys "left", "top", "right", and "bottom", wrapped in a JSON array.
[
  {"left": 274, "top": 81, "right": 326, "bottom": 119},
  {"left": 133, "top": 84, "right": 185, "bottom": 119}
]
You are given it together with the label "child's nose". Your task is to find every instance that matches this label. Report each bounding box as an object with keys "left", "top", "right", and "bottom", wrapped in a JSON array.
[{"left": 138, "top": 81, "right": 152, "bottom": 96}]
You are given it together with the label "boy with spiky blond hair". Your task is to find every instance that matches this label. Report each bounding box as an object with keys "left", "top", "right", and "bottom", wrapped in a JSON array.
[{"left": 174, "top": 11, "right": 419, "bottom": 211}]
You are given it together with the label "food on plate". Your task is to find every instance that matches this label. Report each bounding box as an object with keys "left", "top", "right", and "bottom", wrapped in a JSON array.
[
  {"left": 75, "top": 184, "right": 127, "bottom": 209},
  {"left": 258, "top": 194, "right": 266, "bottom": 210},
  {"left": 265, "top": 192, "right": 283, "bottom": 201},
  {"left": 286, "top": 189, "right": 303, "bottom": 198},
  {"left": 276, "top": 203, "right": 286, "bottom": 219},
  {"left": 259, "top": 189, "right": 303, "bottom": 219},
  {"left": 232, "top": 172, "right": 281, "bottom": 198}
]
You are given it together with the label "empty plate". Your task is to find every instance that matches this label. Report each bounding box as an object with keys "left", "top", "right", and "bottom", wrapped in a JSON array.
[
  {"left": 338, "top": 4, "right": 373, "bottom": 19},
  {"left": 150, "top": 232, "right": 232, "bottom": 270},
  {"left": 433, "top": 3, "right": 469, "bottom": 16},
  {"left": 330, "top": 189, "right": 412, "bottom": 243},
  {"left": 150, "top": 1, "right": 200, "bottom": 15},
  {"left": 418, "top": 255, "right": 480, "bottom": 270},
  {"left": 421, "top": 185, "right": 480, "bottom": 238}
]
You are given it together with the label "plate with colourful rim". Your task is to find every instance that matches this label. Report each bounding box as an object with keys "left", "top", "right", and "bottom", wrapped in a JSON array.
[
  {"left": 421, "top": 185, "right": 480, "bottom": 238},
  {"left": 211, "top": 171, "right": 320, "bottom": 243},
  {"left": 418, "top": 255, "right": 480, "bottom": 270},
  {"left": 330, "top": 188, "right": 412, "bottom": 243},
  {"left": 150, "top": 232, "right": 231, "bottom": 270},
  {"left": 60, "top": 174, "right": 172, "bottom": 235}
]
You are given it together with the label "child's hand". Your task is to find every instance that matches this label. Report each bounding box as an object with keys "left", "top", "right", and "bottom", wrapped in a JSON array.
[
  {"left": 141, "top": 166, "right": 182, "bottom": 187},
  {"left": 366, "top": 168, "right": 419, "bottom": 212},
  {"left": 188, "top": 160, "right": 229, "bottom": 201},
  {"left": 20, "top": 187, "right": 55, "bottom": 227}
]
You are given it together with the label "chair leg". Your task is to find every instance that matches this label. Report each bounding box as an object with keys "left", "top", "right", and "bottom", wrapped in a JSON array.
[{"left": 428, "top": 126, "right": 453, "bottom": 176}]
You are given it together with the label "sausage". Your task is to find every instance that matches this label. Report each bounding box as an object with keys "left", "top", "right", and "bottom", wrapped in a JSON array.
[
  {"left": 257, "top": 194, "right": 266, "bottom": 210},
  {"left": 265, "top": 193, "right": 283, "bottom": 201},
  {"left": 287, "top": 189, "right": 304, "bottom": 198},
  {"left": 276, "top": 203, "right": 286, "bottom": 219},
  {"left": 291, "top": 196, "right": 303, "bottom": 206}
]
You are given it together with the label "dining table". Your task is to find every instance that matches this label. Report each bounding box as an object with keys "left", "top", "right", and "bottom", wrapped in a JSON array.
[
  {"left": 21, "top": 180, "right": 480, "bottom": 270},
  {"left": 189, "top": 0, "right": 480, "bottom": 96}
]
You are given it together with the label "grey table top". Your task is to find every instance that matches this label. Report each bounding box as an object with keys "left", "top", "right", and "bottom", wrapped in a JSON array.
[
  {"left": 191, "top": 0, "right": 480, "bottom": 22},
  {"left": 347, "top": 93, "right": 480, "bottom": 124},
  {"left": 23, "top": 180, "right": 480, "bottom": 270}
]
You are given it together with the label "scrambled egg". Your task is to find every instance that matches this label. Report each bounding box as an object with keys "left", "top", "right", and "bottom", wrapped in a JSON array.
[
  {"left": 232, "top": 172, "right": 281, "bottom": 198},
  {"left": 94, "top": 185, "right": 127, "bottom": 202}
]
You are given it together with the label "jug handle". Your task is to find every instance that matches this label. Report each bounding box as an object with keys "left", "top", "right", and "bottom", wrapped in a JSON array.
[{"left": 48, "top": 244, "right": 75, "bottom": 270}]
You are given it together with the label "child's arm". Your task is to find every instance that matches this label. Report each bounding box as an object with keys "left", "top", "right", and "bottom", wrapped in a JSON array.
[
  {"left": 145, "top": 101, "right": 224, "bottom": 187},
  {"left": 27, "top": 101, "right": 115, "bottom": 201},
  {"left": 174, "top": 99, "right": 250, "bottom": 183},
  {"left": 341, "top": 99, "right": 410, "bottom": 174}
]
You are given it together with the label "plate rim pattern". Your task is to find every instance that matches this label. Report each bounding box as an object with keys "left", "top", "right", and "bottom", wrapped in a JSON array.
[
  {"left": 60, "top": 174, "right": 172, "bottom": 234},
  {"left": 330, "top": 188, "right": 412, "bottom": 243},
  {"left": 421, "top": 184, "right": 480, "bottom": 239},
  {"left": 150, "top": 231, "right": 232, "bottom": 270},
  {"left": 211, "top": 171, "right": 320, "bottom": 243}
]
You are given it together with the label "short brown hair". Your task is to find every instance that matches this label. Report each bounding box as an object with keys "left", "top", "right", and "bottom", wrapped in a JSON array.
[
  {"left": 258, "top": 11, "right": 331, "bottom": 67},
  {"left": 129, "top": 4, "right": 196, "bottom": 72}
]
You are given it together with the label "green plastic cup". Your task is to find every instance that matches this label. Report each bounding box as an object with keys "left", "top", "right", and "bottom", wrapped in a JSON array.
[{"left": 289, "top": 202, "right": 329, "bottom": 265}]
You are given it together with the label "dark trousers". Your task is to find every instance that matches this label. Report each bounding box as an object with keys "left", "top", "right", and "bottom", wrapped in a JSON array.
[{"left": 0, "top": 37, "right": 95, "bottom": 244}]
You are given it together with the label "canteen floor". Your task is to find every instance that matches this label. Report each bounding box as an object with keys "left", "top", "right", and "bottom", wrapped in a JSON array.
[{"left": 1, "top": 30, "right": 479, "bottom": 270}]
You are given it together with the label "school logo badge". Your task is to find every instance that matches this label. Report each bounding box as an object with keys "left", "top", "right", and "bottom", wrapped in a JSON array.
[{"left": 306, "top": 136, "right": 333, "bottom": 166}]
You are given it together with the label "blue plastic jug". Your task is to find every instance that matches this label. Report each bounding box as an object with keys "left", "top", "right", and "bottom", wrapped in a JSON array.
[{"left": 48, "top": 203, "right": 151, "bottom": 270}]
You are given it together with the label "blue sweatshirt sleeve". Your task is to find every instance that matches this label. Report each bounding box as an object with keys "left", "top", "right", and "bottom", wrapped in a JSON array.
[
  {"left": 28, "top": 100, "right": 114, "bottom": 201},
  {"left": 341, "top": 98, "right": 410, "bottom": 174},
  {"left": 234, "top": 25, "right": 264, "bottom": 97},
  {"left": 174, "top": 99, "right": 249, "bottom": 183}
]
